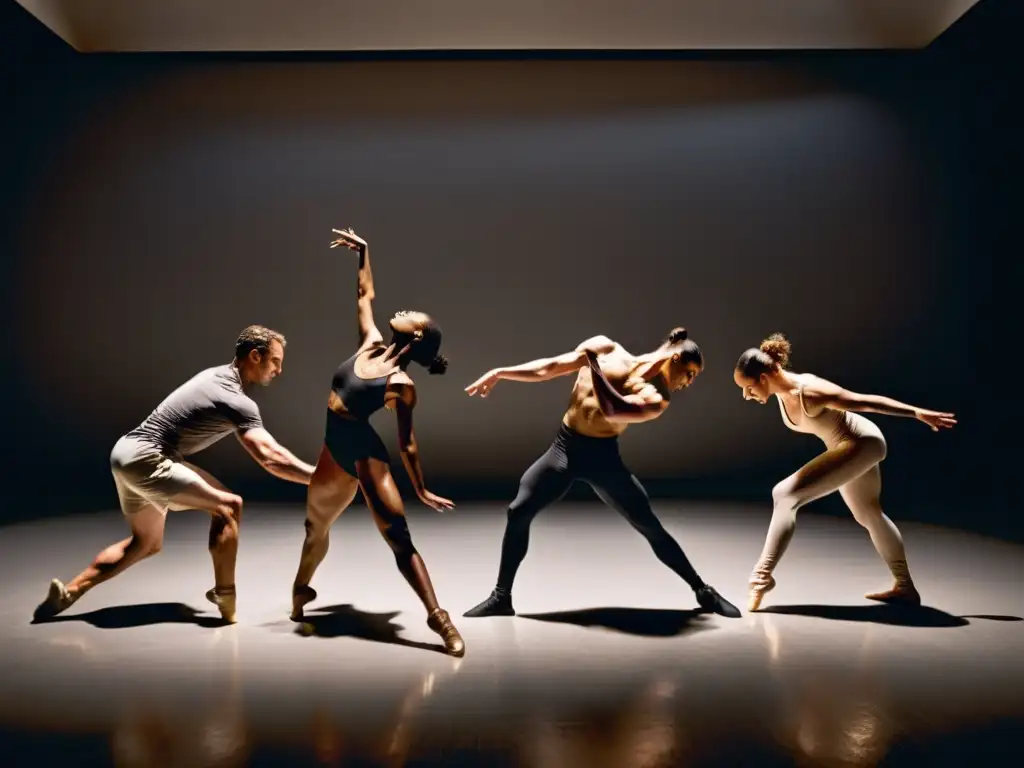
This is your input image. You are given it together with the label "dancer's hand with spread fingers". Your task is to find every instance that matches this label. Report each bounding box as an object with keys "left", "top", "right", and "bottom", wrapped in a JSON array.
[
  {"left": 330, "top": 227, "right": 367, "bottom": 252},
  {"left": 419, "top": 490, "right": 455, "bottom": 512}
]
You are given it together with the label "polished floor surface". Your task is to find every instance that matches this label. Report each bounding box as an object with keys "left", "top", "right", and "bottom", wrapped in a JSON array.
[{"left": 2, "top": 502, "right": 1022, "bottom": 766}]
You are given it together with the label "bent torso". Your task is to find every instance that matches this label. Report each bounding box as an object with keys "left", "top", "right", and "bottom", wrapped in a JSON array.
[{"left": 561, "top": 343, "right": 648, "bottom": 438}]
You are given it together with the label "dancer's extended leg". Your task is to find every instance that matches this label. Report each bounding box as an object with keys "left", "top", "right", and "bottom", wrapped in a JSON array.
[
  {"left": 35, "top": 464, "right": 242, "bottom": 623},
  {"left": 292, "top": 445, "right": 360, "bottom": 620},
  {"left": 33, "top": 504, "right": 168, "bottom": 622},
  {"left": 839, "top": 466, "right": 920, "bottom": 604},
  {"left": 358, "top": 457, "right": 465, "bottom": 657},
  {"left": 591, "top": 465, "right": 741, "bottom": 617},
  {"left": 749, "top": 437, "right": 886, "bottom": 611},
  {"left": 463, "top": 446, "right": 573, "bottom": 618}
]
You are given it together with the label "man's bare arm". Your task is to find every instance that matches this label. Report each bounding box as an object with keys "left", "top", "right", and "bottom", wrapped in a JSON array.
[
  {"left": 238, "top": 428, "right": 315, "bottom": 484},
  {"left": 585, "top": 350, "right": 668, "bottom": 424},
  {"left": 465, "top": 335, "right": 616, "bottom": 397}
]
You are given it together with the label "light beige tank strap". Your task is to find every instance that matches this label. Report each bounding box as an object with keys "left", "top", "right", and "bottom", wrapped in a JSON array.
[{"left": 797, "top": 381, "right": 813, "bottom": 418}]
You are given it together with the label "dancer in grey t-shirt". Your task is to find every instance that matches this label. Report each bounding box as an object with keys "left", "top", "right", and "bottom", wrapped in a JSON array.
[{"left": 33, "top": 325, "right": 315, "bottom": 624}]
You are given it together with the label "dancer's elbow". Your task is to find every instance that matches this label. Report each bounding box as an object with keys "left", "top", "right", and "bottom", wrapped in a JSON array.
[{"left": 574, "top": 335, "right": 615, "bottom": 357}]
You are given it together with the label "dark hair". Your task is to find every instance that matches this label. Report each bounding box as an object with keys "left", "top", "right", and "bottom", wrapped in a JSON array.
[
  {"left": 665, "top": 326, "right": 688, "bottom": 344},
  {"left": 664, "top": 326, "right": 703, "bottom": 368},
  {"left": 399, "top": 316, "right": 448, "bottom": 376},
  {"left": 235, "top": 325, "right": 286, "bottom": 361},
  {"left": 427, "top": 354, "right": 449, "bottom": 375},
  {"left": 735, "top": 332, "right": 791, "bottom": 379}
]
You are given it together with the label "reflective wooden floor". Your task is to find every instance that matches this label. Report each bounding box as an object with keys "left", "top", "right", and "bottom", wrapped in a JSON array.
[{"left": 2, "top": 503, "right": 1021, "bottom": 766}]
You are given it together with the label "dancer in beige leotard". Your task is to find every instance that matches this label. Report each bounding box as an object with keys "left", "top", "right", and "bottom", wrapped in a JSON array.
[{"left": 733, "top": 333, "right": 956, "bottom": 611}]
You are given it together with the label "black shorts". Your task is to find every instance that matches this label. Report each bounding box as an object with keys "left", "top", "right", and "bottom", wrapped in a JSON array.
[{"left": 324, "top": 410, "right": 390, "bottom": 477}]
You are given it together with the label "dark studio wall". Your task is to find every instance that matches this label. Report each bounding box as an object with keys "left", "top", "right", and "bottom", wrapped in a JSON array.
[
  {"left": 924, "top": 0, "right": 1017, "bottom": 539},
  {"left": 2, "top": 2, "right": 1006, "bottom": 536}
]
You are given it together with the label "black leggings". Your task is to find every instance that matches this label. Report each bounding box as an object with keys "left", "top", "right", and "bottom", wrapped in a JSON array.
[{"left": 495, "top": 424, "right": 705, "bottom": 594}]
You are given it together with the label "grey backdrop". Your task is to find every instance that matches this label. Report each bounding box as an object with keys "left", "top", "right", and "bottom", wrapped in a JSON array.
[{"left": 4, "top": 9, "right": 983, "bottom": 526}]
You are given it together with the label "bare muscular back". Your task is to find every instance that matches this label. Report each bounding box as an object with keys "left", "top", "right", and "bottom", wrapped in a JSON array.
[{"left": 562, "top": 344, "right": 652, "bottom": 438}]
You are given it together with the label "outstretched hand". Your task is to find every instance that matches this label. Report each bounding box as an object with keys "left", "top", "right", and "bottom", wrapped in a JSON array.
[
  {"left": 465, "top": 370, "right": 500, "bottom": 398},
  {"left": 330, "top": 227, "right": 367, "bottom": 252},
  {"left": 419, "top": 491, "right": 455, "bottom": 512},
  {"left": 915, "top": 408, "right": 957, "bottom": 431}
]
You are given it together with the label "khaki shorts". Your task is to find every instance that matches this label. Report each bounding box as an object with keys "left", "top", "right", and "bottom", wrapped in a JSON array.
[{"left": 110, "top": 436, "right": 207, "bottom": 516}]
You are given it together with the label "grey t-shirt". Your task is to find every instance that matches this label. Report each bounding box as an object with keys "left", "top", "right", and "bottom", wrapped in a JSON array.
[{"left": 127, "top": 363, "right": 264, "bottom": 457}]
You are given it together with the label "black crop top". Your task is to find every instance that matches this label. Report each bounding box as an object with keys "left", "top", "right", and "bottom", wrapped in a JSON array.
[{"left": 330, "top": 349, "right": 391, "bottom": 420}]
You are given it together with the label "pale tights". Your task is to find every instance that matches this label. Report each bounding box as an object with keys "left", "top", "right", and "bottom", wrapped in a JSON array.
[{"left": 752, "top": 437, "right": 913, "bottom": 587}]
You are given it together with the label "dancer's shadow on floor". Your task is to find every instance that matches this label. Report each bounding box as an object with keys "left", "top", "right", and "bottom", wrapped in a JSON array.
[
  {"left": 758, "top": 603, "right": 1017, "bottom": 628},
  {"left": 33, "top": 602, "right": 225, "bottom": 629},
  {"left": 519, "top": 607, "right": 710, "bottom": 638},
  {"left": 295, "top": 603, "right": 448, "bottom": 655}
]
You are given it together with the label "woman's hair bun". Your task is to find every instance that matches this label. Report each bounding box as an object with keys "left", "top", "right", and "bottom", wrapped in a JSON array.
[
  {"left": 427, "top": 353, "right": 449, "bottom": 375},
  {"left": 666, "top": 327, "right": 688, "bottom": 344},
  {"left": 759, "top": 332, "right": 791, "bottom": 369}
]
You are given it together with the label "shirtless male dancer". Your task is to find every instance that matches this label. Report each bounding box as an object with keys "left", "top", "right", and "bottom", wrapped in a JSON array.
[
  {"left": 462, "top": 329, "right": 741, "bottom": 619},
  {"left": 33, "top": 325, "right": 315, "bottom": 624},
  {"left": 734, "top": 332, "right": 957, "bottom": 611}
]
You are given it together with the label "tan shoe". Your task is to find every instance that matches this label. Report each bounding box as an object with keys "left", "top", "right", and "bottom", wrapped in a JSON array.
[
  {"left": 33, "top": 578, "right": 79, "bottom": 621},
  {"left": 867, "top": 560, "right": 921, "bottom": 605},
  {"left": 427, "top": 608, "right": 466, "bottom": 657},
  {"left": 865, "top": 583, "right": 921, "bottom": 605},
  {"left": 748, "top": 572, "right": 776, "bottom": 612},
  {"left": 291, "top": 585, "right": 317, "bottom": 621},
  {"left": 206, "top": 586, "right": 238, "bottom": 624}
]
